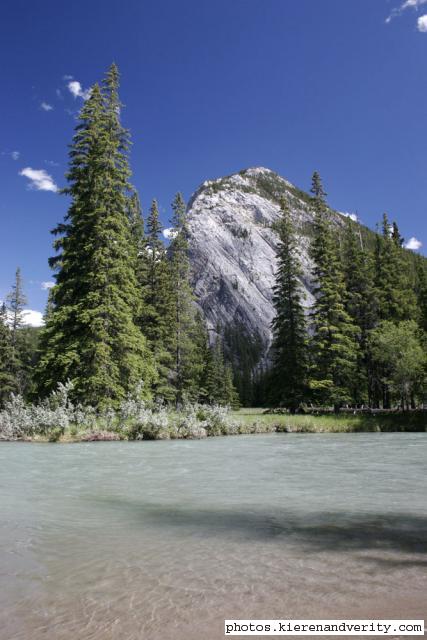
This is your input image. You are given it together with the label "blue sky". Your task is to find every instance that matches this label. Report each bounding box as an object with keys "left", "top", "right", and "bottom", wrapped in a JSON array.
[{"left": 1, "top": 0, "right": 426, "bottom": 323}]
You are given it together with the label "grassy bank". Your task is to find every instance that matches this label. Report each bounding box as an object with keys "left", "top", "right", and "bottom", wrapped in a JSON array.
[{"left": 232, "top": 408, "right": 427, "bottom": 433}]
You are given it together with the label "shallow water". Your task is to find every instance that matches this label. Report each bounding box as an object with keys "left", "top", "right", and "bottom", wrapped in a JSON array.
[{"left": 0, "top": 433, "right": 426, "bottom": 640}]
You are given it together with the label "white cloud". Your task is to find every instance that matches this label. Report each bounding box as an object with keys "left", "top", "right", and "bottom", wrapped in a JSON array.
[
  {"left": 63, "top": 74, "right": 73, "bottom": 80},
  {"left": 386, "top": 0, "right": 427, "bottom": 22},
  {"left": 40, "top": 101, "right": 54, "bottom": 111},
  {"left": 0, "top": 302, "right": 43, "bottom": 328},
  {"left": 417, "top": 14, "right": 427, "bottom": 29},
  {"left": 41, "top": 281, "right": 55, "bottom": 290},
  {"left": 163, "top": 227, "right": 178, "bottom": 239},
  {"left": 340, "top": 211, "right": 358, "bottom": 222},
  {"left": 45, "top": 159, "right": 60, "bottom": 167},
  {"left": 2, "top": 150, "right": 20, "bottom": 160},
  {"left": 67, "top": 80, "right": 91, "bottom": 100},
  {"left": 22, "top": 309, "right": 44, "bottom": 327},
  {"left": 19, "top": 167, "right": 58, "bottom": 193},
  {"left": 404, "top": 236, "right": 423, "bottom": 250}
]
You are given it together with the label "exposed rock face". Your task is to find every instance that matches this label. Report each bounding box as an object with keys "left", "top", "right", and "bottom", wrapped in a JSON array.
[{"left": 187, "top": 167, "right": 349, "bottom": 364}]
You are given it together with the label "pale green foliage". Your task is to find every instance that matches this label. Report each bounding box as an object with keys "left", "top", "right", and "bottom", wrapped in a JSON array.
[
  {"left": 368, "top": 320, "right": 426, "bottom": 408},
  {"left": 0, "top": 381, "right": 240, "bottom": 441}
]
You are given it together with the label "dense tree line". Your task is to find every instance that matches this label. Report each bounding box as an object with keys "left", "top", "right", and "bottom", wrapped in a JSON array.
[{"left": 270, "top": 172, "right": 426, "bottom": 412}]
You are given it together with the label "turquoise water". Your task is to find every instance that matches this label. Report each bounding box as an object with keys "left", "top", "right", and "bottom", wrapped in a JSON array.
[{"left": 0, "top": 434, "right": 426, "bottom": 639}]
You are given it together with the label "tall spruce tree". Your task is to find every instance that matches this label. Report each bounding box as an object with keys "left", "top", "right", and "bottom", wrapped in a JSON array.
[
  {"left": 143, "top": 199, "right": 173, "bottom": 343},
  {"left": 141, "top": 199, "right": 177, "bottom": 401},
  {"left": 127, "top": 190, "right": 148, "bottom": 287},
  {"left": 7, "top": 267, "right": 27, "bottom": 346},
  {"left": 270, "top": 197, "right": 308, "bottom": 411},
  {"left": 6, "top": 267, "right": 28, "bottom": 394},
  {"left": 36, "top": 65, "right": 155, "bottom": 406},
  {"left": 169, "top": 193, "right": 204, "bottom": 404},
  {"left": 391, "top": 221, "right": 404, "bottom": 248},
  {"left": 342, "top": 219, "right": 378, "bottom": 404},
  {"left": 414, "top": 256, "right": 427, "bottom": 332},
  {"left": 202, "top": 337, "right": 239, "bottom": 407},
  {"left": 0, "top": 303, "right": 16, "bottom": 406},
  {"left": 309, "top": 172, "right": 359, "bottom": 409},
  {"left": 374, "top": 213, "right": 417, "bottom": 322}
]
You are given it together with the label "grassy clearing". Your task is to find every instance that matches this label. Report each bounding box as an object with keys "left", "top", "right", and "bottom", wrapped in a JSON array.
[{"left": 231, "top": 408, "right": 427, "bottom": 433}]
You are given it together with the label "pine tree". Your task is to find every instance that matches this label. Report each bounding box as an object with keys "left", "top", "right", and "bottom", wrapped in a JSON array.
[
  {"left": 374, "top": 213, "right": 417, "bottom": 322},
  {"left": 202, "top": 336, "right": 239, "bottom": 407},
  {"left": 224, "top": 363, "right": 240, "bottom": 409},
  {"left": 135, "top": 198, "right": 177, "bottom": 401},
  {"left": 6, "top": 268, "right": 28, "bottom": 394},
  {"left": 128, "top": 192, "right": 158, "bottom": 340},
  {"left": 143, "top": 199, "right": 173, "bottom": 344},
  {"left": 169, "top": 192, "right": 204, "bottom": 404},
  {"left": 36, "top": 65, "right": 155, "bottom": 406},
  {"left": 223, "top": 322, "right": 264, "bottom": 407},
  {"left": 7, "top": 267, "right": 27, "bottom": 345},
  {"left": 342, "top": 219, "right": 378, "bottom": 404},
  {"left": 203, "top": 339, "right": 225, "bottom": 404},
  {"left": 309, "top": 172, "right": 359, "bottom": 410},
  {"left": 391, "top": 221, "right": 404, "bottom": 248},
  {"left": 270, "top": 198, "right": 309, "bottom": 411},
  {"left": 414, "top": 256, "right": 427, "bottom": 332},
  {"left": 0, "top": 303, "right": 16, "bottom": 406},
  {"left": 127, "top": 190, "right": 149, "bottom": 288}
]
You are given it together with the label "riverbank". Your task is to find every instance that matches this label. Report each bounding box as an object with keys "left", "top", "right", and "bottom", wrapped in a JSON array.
[
  {"left": 1, "top": 405, "right": 425, "bottom": 443},
  {"left": 232, "top": 408, "right": 427, "bottom": 434}
]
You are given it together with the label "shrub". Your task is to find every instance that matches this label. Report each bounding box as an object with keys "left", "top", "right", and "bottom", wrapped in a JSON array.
[{"left": 48, "top": 427, "right": 64, "bottom": 442}]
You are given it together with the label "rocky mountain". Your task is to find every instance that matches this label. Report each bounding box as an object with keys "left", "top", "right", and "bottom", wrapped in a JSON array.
[{"left": 187, "top": 167, "right": 365, "bottom": 369}]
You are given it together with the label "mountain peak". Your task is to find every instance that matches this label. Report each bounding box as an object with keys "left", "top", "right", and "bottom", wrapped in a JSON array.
[{"left": 186, "top": 168, "right": 376, "bottom": 372}]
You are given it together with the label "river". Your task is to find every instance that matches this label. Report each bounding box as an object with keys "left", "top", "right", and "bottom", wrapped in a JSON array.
[{"left": 0, "top": 433, "right": 426, "bottom": 639}]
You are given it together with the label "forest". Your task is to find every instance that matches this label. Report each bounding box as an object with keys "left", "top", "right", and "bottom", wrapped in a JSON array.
[{"left": 0, "top": 64, "right": 426, "bottom": 440}]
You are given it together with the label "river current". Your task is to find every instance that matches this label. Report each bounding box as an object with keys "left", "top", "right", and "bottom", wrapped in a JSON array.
[{"left": 0, "top": 433, "right": 426, "bottom": 639}]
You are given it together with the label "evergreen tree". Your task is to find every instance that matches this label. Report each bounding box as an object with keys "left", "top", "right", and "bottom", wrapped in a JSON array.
[
  {"left": 137, "top": 198, "right": 177, "bottom": 401},
  {"left": 374, "top": 213, "right": 417, "bottom": 322},
  {"left": 223, "top": 363, "right": 240, "bottom": 409},
  {"left": 223, "top": 322, "right": 264, "bottom": 407},
  {"left": 169, "top": 193, "right": 204, "bottom": 404},
  {"left": 203, "top": 339, "right": 225, "bottom": 404},
  {"left": 0, "top": 303, "right": 15, "bottom": 406},
  {"left": 6, "top": 268, "right": 29, "bottom": 395},
  {"left": 202, "top": 335, "right": 240, "bottom": 407},
  {"left": 414, "top": 256, "right": 427, "bottom": 332},
  {"left": 391, "top": 221, "right": 404, "bottom": 248},
  {"left": 7, "top": 267, "right": 27, "bottom": 345},
  {"left": 127, "top": 190, "right": 148, "bottom": 287},
  {"left": 36, "top": 65, "right": 155, "bottom": 406},
  {"left": 143, "top": 199, "right": 173, "bottom": 344},
  {"left": 342, "top": 219, "right": 378, "bottom": 404},
  {"left": 270, "top": 197, "right": 309, "bottom": 411},
  {"left": 309, "top": 172, "right": 359, "bottom": 409},
  {"left": 127, "top": 191, "right": 145, "bottom": 244}
]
